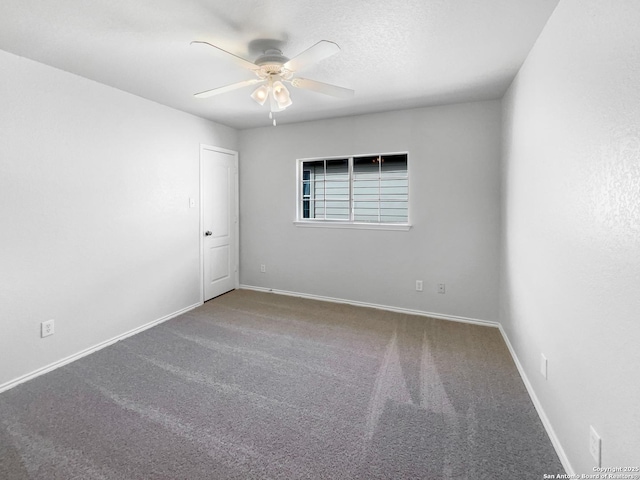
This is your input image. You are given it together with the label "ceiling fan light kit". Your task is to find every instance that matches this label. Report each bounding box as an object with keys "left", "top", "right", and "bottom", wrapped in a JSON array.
[
  {"left": 271, "top": 80, "right": 292, "bottom": 108},
  {"left": 191, "top": 40, "right": 354, "bottom": 126},
  {"left": 250, "top": 84, "right": 269, "bottom": 105}
]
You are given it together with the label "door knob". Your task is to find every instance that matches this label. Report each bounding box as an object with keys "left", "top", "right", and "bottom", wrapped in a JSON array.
[{"left": 204, "top": 231, "right": 212, "bottom": 236}]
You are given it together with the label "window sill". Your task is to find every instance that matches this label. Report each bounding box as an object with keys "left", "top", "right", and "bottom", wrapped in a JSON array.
[{"left": 293, "top": 221, "right": 412, "bottom": 231}]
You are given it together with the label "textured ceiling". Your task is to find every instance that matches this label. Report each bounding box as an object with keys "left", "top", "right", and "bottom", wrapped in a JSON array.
[{"left": 0, "top": 0, "right": 559, "bottom": 129}]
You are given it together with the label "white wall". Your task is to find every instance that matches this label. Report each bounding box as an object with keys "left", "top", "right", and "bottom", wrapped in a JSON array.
[
  {"left": 501, "top": 0, "right": 640, "bottom": 472},
  {"left": 0, "top": 50, "right": 237, "bottom": 387},
  {"left": 239, "top": 101, "right": 501, "bottom": 322}
]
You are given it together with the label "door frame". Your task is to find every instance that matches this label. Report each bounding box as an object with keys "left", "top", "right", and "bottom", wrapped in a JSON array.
[{"left": 199, "top": 144, "right": 240, "bottom": 303}]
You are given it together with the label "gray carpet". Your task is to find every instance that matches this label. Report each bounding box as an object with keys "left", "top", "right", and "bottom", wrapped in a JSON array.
[{"left": 0, "top": 290, "right": 564, "bottom": 479}]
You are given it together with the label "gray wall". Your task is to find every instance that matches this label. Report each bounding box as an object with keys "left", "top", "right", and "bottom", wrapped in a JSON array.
[
  {"left": 0, "top": 49, "right": 238, "bottom": 387},
  {"left": 239, "top": 101, "right": 502, "bottom": 322},
  {"left": 501, "top": 0, "right": 640, "bottom": 471}
]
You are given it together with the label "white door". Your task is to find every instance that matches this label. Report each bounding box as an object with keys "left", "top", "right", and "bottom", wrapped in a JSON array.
[{"left": 201, "top": 146, "right": 238, "bottom": 301}]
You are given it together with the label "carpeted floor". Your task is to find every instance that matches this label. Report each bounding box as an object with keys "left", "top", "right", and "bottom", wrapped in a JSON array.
[{"left": 0, "top": 290, "right": 564, "bottom": 479}]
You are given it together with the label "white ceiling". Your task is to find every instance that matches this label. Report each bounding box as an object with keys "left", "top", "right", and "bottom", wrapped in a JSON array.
[{"left": 0, "top": 0, "right": 559, "bottom": 129}]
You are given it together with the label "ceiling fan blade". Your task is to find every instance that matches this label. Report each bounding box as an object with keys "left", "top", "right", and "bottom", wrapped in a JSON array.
[
  {"left": 283, "top": 40, "right": 340, "bottom": 72},
  {"left": 191, "top": 41, "right": 258, "bottom": 71},
  {"left": 290, "top": 78, "right": 355, "bottom": 98},
  {"left": 194, "top": 79, "right": 262, "bottom": 99}
]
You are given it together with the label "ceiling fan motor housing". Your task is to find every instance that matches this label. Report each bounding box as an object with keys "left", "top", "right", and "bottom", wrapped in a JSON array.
[
  {"left": 254, "top": 49, "right": 291, "bottom": 76},
  {"left": 254, "top": 49, "right": 289, "bottom": 66}
]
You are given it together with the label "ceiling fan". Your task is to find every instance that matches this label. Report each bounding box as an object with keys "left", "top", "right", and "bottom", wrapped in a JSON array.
[{"left": 191, "top": 40, "right": 355, "bottom": 126}]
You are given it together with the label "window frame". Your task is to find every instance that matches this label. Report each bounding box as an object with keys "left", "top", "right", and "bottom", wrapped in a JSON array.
[{"left": 294, "top": 152, "right": 411, "bottom": 231}]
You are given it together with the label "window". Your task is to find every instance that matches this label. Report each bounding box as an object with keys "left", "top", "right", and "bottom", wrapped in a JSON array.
[{"left": 297, "top": 153, "right": 409, "bottom": 229}]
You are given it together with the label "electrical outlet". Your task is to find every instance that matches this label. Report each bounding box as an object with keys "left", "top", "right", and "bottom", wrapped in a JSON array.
[
  {"left": 189, "top": 197, "right": 196, "bottom": 208},
  {"left": 540, "top": 353, "right": 548, "bottom": 379},
  {"left": 437, "top": 283, "right": 446, "bottom": 294},
  {"left": 41, "top": 319, "right": 55, "bottom": 338},
  {"left": 589, "top": 425, "right": 601, "bottom": 466},
  {"left": 260, "top": 264, "right": 266, "bottom": 273},
  {"left": 415, "top": 280, "right": 423, "bottom": 292}
]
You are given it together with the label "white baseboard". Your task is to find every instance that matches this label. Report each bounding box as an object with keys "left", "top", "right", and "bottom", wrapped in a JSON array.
[
  {"left": 240, "top": 284, "right": 500, "bottom": 328},
  {"left": 241, "top": 284, "right": 572, "bottom": 474},
  {"left": 497, "top": 324, "right": 574, "bottom": 475},
  {"left": 0, "top": 301, "right": 202, "bottom": 394}
]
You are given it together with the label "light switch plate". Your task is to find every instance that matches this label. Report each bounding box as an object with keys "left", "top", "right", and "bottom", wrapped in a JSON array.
[{"left": 589, "top": 425, "right": 601, "bottom": 466}]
